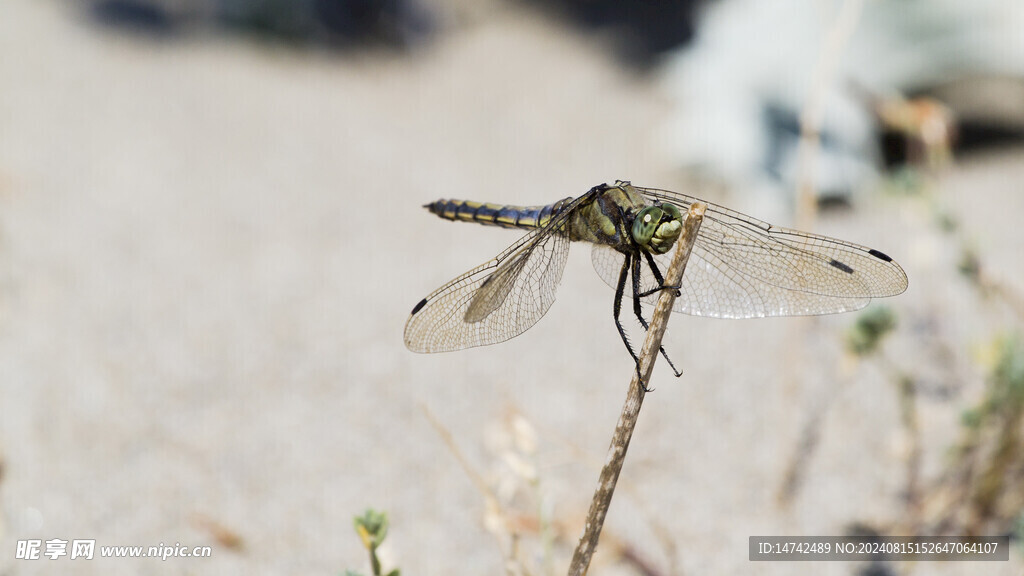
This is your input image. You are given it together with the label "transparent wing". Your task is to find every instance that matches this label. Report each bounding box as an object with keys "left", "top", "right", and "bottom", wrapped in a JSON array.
[
  {"left": 591, "top": 187, "right": 908, "bottom": 318},
  {"left": 405, "top": 196, "right": 590, "bottom": 352}
]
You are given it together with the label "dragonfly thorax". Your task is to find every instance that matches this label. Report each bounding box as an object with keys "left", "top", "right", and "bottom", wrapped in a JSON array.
[{"left": 631, "top": 203, "right": 683, "bottom": 254}]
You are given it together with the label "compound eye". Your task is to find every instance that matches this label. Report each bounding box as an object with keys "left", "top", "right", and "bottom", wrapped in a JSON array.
[
  {"left": 661, "top": 202, "right": 681, "bottom": 222},
  {"left": 631, "top": 206, "right": 664, "bottom": 246}
]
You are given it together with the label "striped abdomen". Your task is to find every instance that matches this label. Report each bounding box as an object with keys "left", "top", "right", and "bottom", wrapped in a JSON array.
[{"left": 425, "top": 197, "right": 573, "bottom": 230}]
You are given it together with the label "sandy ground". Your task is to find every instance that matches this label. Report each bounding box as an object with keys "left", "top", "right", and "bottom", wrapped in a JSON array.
[{"left": 1, "top": 1, "right": 1022, "bottom": 575}]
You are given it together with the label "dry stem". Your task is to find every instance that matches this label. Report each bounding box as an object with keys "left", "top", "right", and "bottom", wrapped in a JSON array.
[
  {"left": 794, "top": 0, "right": 864, "bottom": 228},
  {"left": 567, "top": 202, "right": 707, "bottom": 576}
]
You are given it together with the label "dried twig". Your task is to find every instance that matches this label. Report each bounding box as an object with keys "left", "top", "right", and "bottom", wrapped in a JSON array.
[
  {"left": 421, "top": 404, "right": 523, "bottom": 572},
  {"left": 567, "top": 202, "right": 707, "bottom": 576},
  {"left": 794, "top": 0, "right": 864, "bottom": 228}
]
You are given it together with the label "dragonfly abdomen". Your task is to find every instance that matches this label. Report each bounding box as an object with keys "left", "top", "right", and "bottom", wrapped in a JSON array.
[{"left": 425, "top": 198, "right": 572, "bottom": 230}]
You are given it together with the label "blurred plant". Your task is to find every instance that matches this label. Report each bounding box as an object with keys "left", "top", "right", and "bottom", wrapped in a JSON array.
[
  {"left": 487, "top": 410, "right": 555, "bottom": 572},
  {"left": 957, "top": 246, "right": 1024, "bottom": 321},
  {"left": 422, "top": 405, "right": 542, "bottom": 575},
  {"left": 778, "top": 305, "right": 906, "bottom": 505},
  {"left": 960, "top": 335, "right": 1024, "bottom": 527},
  {"left": 845, "top": 306, "right": 898, "bottom": 356},
  {"left": 879, "top": 167, "right": 930, "bottom": 198},
  {"left": 910, "top": 334, "right": 1024, "bottom": 537},
  {"left": 422, "top": 404, "right": 674, "bottom": 576},
  {"left": 349, "top": 509, "right": 400, "bottom": 576},
  {"left": 842, "top": 112, "right": 1024, "bottom": 549},
  {"left": 894, "top": 142, "right": 1024, "bottom": 322}
]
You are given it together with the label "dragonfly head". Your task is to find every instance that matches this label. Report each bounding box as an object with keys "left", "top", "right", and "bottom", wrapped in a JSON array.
[{"left": 632, "top": 202, "right": 683, "bottom": 254}]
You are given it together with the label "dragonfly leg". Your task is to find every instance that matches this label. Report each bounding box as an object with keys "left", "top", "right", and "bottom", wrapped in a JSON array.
[
  {"left": 637, "top": 251, "right": 682, "bottom": 298},
  {"left": 631, "top": 253, "right": 683, "bottom": 378},
  {"left": 613, "top": 253, "right": 646, "bottom": 386}
]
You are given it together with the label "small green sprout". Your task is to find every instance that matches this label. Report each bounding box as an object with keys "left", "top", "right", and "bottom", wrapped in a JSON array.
[{"left": 349, "top": 509, "right": 400, "bottom": 576}]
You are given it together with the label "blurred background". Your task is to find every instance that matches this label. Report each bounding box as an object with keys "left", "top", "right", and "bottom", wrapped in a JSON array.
[{"left": 1, "top": 0, "right": 1023, "bottom": 574}]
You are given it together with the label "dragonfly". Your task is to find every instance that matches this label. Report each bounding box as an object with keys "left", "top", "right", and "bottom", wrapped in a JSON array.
[{"left": 404, "top": 180, "right": 908, "bottom": 376}]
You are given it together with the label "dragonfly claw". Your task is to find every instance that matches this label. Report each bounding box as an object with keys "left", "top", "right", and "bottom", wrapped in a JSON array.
[{"left": 636, "top": 283, "right": 682, "bottom": 299}]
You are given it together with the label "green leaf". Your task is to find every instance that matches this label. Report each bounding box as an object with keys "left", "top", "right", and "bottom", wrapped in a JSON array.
[{"left": 353, "top": 509, "right": 390, "bottom": 549}]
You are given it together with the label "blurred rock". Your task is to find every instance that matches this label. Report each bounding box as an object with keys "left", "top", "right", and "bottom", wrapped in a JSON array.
[
  {"left": 660, "top": 0, "right": 1024, "bottom": 205},
  {"left": 87, "top": 0, "right": 435, "bottom": 48},
  {"left": 519, "top": 0, "right": 705, "bottom": 64}
]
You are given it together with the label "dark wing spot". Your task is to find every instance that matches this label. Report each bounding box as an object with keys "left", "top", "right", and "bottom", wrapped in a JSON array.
[
  {"left": 411, "top": 298, "right": 428, "bottom": 315},
  {"left": 829, "top": 259, "right": 855, "bottom": 274},
  {"left": 868, "top": 249, "right": 893, "bottom": 262}
]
